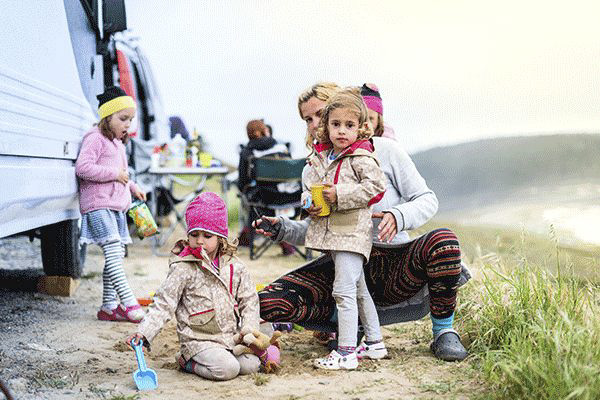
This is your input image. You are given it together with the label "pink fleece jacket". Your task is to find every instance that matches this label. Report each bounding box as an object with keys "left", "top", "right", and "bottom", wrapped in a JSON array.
[{"left": 75, "top": 126, "right": 140, "bottom": 214}]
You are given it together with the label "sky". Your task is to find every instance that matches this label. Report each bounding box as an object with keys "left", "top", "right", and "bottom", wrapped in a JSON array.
[{"left": 124, "top": 0, "right": 600, "bottom": 166}]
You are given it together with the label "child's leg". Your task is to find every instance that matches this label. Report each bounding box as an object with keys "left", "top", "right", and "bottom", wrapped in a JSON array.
[
  {"left": 355, "top": 269, "right": 389, "bottom": 360},
  {"left": 331, "top": 251, "right": 364, "bottom": 353},
  {"left": 313, "top": 251, "right": 362, "bottom": 370},
  {"left": 356, "top": 270, "right": 382, "bottom": 343},
  {"left": 101, "top": 272, "right": 118, "bottom": 310},
  {"left": 181, "top": 348, "right": 241, "bottom": 381},
  {"left": 100, "top": 244, "right": 127, "bottom": 310},
  {"left": 100, "top": 240, "right": 137, "bottom": 307}
]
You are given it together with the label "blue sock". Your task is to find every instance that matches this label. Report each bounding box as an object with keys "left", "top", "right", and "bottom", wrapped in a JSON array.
[{"left": 431, "top": 313, "right": 454, "bottom": 338}]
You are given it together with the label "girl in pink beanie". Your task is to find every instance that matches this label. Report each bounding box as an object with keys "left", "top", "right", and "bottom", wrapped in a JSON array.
[
  {"left": 127, "top": 192, "right": 263, "bottom": 381},
  {"left": 360, "top": 83, "right": 397, "bottom": 140}
]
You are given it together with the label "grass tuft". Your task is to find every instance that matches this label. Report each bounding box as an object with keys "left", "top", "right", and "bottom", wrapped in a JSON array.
[{"left": 457, "top": 230, "right": 600, "bottom": 400}]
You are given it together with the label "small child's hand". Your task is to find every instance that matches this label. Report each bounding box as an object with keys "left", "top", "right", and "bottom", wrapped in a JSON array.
[
  {"left": 133, "top": 189, "right": 147, "bottom": 201},
  {"left": 117, "top": 168, "right": 129, "bottom": 185},
  {"left": 322, "top": 184, "right": 337, "bottom": 205},
  {"left": 126, "top": 333, "right": 145, "bottom": 347},
  {"left": 305, "top": 204, "right": 323, "bottom": 217}
]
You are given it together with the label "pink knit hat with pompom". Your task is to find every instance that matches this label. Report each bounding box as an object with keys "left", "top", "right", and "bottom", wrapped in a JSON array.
[
  {"left": 185, "top": 192, "right": 228, "bottom": 238},
  {"left": 361, "top": 83, "right": 383, "bottom": 115}
]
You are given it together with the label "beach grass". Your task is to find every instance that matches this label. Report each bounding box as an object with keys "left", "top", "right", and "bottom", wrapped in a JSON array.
[{"left": 432, "top": 221, "right": 600, "bottom": 400}]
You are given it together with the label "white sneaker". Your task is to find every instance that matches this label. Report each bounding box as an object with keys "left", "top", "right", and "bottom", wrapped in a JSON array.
[
  {"left": 356, "top": 341, "right": 388, "bottom": 360},
  {"left": 314, "top": 350, "right": 358, "bottom": 370}
]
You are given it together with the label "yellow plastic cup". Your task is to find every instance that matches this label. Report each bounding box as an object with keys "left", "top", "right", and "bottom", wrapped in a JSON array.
[
  {"left": 311, "top": 184, "right": 331, "bottom": 216},
  {"left": 199, "top": 152, "right": 212, "bottom": 167}
]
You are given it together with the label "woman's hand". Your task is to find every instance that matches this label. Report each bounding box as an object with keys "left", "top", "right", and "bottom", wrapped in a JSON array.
[
  {"left": 322, "top": 183, "right": 337, "bottom": 204},
  {"left": 117, "top": 168, "right": 129, "bottom": 185},
  {"left": 373, "top": 212, "right": 397, "bottom": 242},
  {"left": 133, "top": 189, "right": 147, "bottom": 201},
  {"left": 126, "top": 333, "right": 145, "bottom": 347},
  {"left": 252, "top": 216, "right": 280, "bottom": 237}
]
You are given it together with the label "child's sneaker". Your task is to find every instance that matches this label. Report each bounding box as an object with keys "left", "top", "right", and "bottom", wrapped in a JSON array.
[
  {"left": 313, "top": 350, "right": 358, "bottom": 370},
  {"left": 356, "top": 341, "right": 388, "bottom": 360}
]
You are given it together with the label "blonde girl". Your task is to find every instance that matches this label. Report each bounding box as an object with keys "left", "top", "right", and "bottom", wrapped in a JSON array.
[{"left": 302, "top": 89, "right": 387, "bottom": 370}]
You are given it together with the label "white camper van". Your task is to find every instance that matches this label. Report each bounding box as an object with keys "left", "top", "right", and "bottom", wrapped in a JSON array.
[{"left": 0, "top": 1, "right": 168, "bottom": 279}]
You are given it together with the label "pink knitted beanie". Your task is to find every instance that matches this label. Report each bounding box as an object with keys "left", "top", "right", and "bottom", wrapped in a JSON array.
[
  {"left": 185, "top": 192, "right": 228, "bottom": 238},
  {"left": 361, "top": 83, "right": 383, "bottom": 115}
]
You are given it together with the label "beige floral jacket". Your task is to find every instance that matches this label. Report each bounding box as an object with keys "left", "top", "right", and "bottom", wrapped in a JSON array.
[
  {"left": 303, "top": 140, "right": 386, "bottom": 261},
  {"left": 137, "top": 242, "right": 259, "bottom": 361}
]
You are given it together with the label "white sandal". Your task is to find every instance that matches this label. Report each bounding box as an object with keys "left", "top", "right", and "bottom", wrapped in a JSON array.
[{"left": 313, "top": 350, "right": 358, "bottom": 370}]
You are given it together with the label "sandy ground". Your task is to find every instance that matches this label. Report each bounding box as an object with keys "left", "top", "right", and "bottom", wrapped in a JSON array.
[
  {"left": 0, "top": 224, "right": 480, "bottom": 400},
  {"left": 4, "top": 182, "right": 596, "bottom": 399}
]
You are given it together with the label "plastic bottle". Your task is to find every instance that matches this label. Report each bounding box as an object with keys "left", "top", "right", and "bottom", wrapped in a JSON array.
[
  {"left": 187, "top": 128, "right": 203, "bottom": 167},
  {"left": 190, "top": 128, "right": 202, "bottom": 152},
  {"left": 190, "top": 146, "right": 199, "bottom": 167},
  {"left": 170, "top": 133, "right": 187, "bottom": 167},
  {"left": 151, "top": 146, "right": 161, "bottom": 169}
]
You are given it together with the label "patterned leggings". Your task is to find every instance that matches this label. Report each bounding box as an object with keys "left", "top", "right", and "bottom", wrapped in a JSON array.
[{"left": 259, "top": 228, "right": 462, "bottom": 324}]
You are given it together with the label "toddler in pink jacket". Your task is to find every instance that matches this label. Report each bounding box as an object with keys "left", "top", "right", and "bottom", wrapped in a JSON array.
[{"left": 75, "top": 86, "right": 146, "bottom": 323}]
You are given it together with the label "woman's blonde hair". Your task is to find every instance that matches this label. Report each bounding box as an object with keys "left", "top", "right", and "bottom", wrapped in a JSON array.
[
  {"left": 297, "top": 82, "right": 340, "bottom": 150},
  {"left": 315, "top": 88, "right": 373, "bottom": 145}
]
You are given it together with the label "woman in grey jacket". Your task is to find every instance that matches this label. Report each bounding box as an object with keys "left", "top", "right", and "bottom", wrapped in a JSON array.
[{"left": 256, "top": 83, "right": 468, "bottom": 361}]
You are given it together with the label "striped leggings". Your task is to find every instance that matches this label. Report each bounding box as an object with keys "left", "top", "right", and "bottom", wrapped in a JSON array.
[
  {"left": 100, "top": 241, "right": 136, "bottom": 307},
  {"left": 259, "top": 228, "right": 462, "bottom": 324}
]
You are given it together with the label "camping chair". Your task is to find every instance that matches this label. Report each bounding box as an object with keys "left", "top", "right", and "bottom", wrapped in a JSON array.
[{"left": 239, "top": 156, "right": 307, "bottom": 260}]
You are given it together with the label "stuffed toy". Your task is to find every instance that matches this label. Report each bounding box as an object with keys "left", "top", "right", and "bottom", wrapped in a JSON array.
[{"left": 233, "top": 326, "right": 283, "bottom": 373}]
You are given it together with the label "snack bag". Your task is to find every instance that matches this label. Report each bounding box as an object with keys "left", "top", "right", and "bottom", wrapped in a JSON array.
[{"left": 128, "top": 201, "right": 158, "bottom": 239}]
